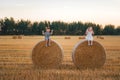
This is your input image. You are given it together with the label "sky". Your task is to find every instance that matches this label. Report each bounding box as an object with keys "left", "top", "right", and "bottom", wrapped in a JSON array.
[{"left": 0, "top": 0, "right": 120, "bottom": 27}]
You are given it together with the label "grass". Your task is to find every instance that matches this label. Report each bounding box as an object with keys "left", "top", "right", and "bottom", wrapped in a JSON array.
[{"left": 0, "top": 36, "right": 120, "bottom": 80}]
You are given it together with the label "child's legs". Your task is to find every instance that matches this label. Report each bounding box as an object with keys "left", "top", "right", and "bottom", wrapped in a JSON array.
[
  {"left": 88, "top": 40, "right": 90, "bottom": 45},
  {"left": 90, "top": 40, "right": 93, "bottom": 45},
  {"left": 48, "top": 38, "right": 51, "bottom": 46},
  {"left": 49, "top": 39, "right": 51, "bottom": 45},
  {"left": 45, "top": 40, "right": 48, "bottom": 46}
]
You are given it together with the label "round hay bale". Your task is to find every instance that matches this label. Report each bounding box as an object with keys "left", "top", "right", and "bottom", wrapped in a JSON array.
[
  {"left": 99, "top": 37, "right": 104, "bottom": 39},
  {"left": 68, "top": 37, "right": 71, "bottom": 39},
  {"left": 96, "top": 36, "right": 100, "bottom": 38},
  {"left": 65, "top": 37, "right": 71, "bottom": 39},
  {"left": 72, "top": 40, "right": 106, "bottom": 69},
  {"left": 18, "top": 35, "right": 22, "bottom": 39},
  {"left": 78, "top": 37, "right": 85, "bottom": 39},
  {"left": 32, "top": 40, "right": 63, "bottom": 69},
  {"left": 12, "top": 36, "right": 17, "bottom": 39}
]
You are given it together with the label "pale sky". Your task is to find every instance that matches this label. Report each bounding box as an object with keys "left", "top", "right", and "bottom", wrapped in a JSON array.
[{"left": 0, "top": 0, "right": 120, "bottom": 26}]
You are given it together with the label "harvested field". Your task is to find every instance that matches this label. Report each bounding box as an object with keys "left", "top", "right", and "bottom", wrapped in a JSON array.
[{"left": 0, "top": 36, "right": 120, "bottom": 80}]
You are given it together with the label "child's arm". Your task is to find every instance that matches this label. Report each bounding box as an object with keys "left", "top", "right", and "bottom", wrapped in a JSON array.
[
  {"left": 92, "top": 31, "right": 94, "bottom": 35},
  {"left": 85, "top": 30, "right": 88, "bottom": 35},
  {"left": 42, "top": 30, "right": 44, "bottom": 34},
  {"left": 51, "top": 30, "right": 53, "bottom": 34}
]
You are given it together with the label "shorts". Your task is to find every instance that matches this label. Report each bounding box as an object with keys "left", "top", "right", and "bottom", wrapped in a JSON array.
[{"left": 45, "top": 37, "right": 50, "bottom": 40}]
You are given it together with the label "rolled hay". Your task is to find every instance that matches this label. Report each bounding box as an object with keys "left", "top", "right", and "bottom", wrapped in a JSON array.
[
  {"left": 18, "top": 35, "right": 22, "bottom": 39},
  {"left": 78, "top": 37, "right": 85, "bottom": 39},
  {"left": 65, "top": 37, "right": 71, "bottom": 39},
  {"left": 96, "top": 36, "right": 100, "bottom": 38},
  {"left": 97, "top": 36, "right": 104, "bottom": 39},
  {"left": 72, "top": 40, "right": 106, "bottom": 69},
  {"left": 32, "top": 40, "right": 63, "bottom": 69},
  {"left": 99, "top": 36, "right": 104, "bottom": 39},
  {"left": 12, "top": 35, "right": 17, "bottom": 39}
]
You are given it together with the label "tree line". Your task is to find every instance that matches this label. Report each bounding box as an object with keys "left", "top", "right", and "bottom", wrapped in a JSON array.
[{"left": 0, "top": 17, "right": 120, "bottom": 35}]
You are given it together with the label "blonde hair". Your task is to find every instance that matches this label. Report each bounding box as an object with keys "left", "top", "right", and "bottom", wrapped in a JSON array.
[{"left": 85, "top": 27, "right": 94, "bottom": 34}]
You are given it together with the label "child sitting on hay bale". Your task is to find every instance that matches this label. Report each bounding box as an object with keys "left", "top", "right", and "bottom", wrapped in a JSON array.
[
  {"left": 42, "top": 27, "right": 53, "bottom": 47},
  {"left": 85, "top": 27, "right": 94, "bottom": 46}
]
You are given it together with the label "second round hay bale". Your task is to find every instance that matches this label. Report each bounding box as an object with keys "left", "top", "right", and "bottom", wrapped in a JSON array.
[
  {"left": 32, "top": 40, "right": 63, "bottom": 69},
  {"left": 72, "top": 40, "right": 106, "bottom": 69}
]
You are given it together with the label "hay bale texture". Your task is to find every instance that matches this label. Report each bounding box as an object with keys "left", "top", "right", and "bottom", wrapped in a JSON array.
[
  {"left": 32, "top": 40, "right": 63, "bottom": 69},
  {"left": 72, "top": 40, "right": 106, "bottom": 69}
]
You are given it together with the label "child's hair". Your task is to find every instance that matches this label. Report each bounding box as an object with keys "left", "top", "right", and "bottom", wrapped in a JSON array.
[
  {"left": 85, "top": 26, "right": 94, "bottom": 35},
  {"left": 87, "top": 27, "right": 93, "bottom": 31},
  {"left": 46, "top": 27, "right": 50, "bottom": 29},
  {"left": 47, "top": 27, "right": 50, "bottom": 29}
]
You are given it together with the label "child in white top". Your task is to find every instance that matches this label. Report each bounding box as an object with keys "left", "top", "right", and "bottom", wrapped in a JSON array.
[{"left": 85, "top": 27, "right": 94, "bottom": 45}]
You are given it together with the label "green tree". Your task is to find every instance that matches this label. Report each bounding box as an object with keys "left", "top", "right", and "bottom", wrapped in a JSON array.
[
  {"left": 2, "top": 17, "right": 16, "bottom": 35},
  {"left": 0, "top": 17, "right": 119, "bottom": 35},
  {"left": 16, "top": 20, "right": 31, "bottom": 35},
  {"left": 38, "top": 22, "right": 46, "bottom": 35},
  {"left": 115, "top": 26, "right": 120, "bottom": 35},
  {"left": 103, "top": 25, "right": 115, "bottom": 35}
]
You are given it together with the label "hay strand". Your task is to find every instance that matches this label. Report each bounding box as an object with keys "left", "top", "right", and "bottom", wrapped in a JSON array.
[
  {"left": 72, "top": 40, "right": 106, "bottom": 69},
  {"left": 32, "top": 40, "right": 63, "bottom": 69}
]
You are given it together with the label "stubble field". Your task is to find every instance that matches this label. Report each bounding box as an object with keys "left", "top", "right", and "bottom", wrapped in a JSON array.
[{"left": 0, "top": 36, "right": 120, "bottom": 80}]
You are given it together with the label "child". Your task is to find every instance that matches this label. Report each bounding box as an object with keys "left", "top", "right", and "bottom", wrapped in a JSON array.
[
  {"left": 42, "top": 27, "right": 53, "bottom": 47},
  {"left": 85, "top": 27, "right": 94, "bottom": 46}
]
